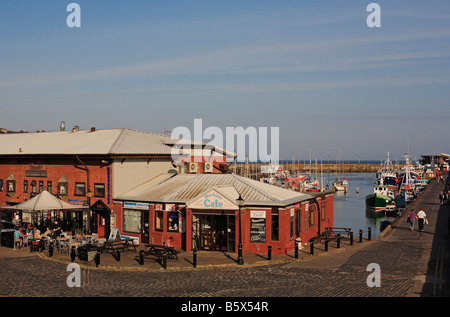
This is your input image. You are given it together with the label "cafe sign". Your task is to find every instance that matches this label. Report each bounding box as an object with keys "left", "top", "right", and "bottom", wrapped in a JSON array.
[
  {"left": 26, "top": 164, "right": 47, "bottom": 177},
  {"left": 187, "top": 190, "right": 237, "bottom": 210}
]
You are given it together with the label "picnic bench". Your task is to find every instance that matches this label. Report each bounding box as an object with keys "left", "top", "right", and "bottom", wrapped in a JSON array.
[
  {"left": 143, "top": 244, "right": 178, "bottom": 260},
  {"left": 101, "top": 238, "right": 138, "bottom": 254},
  {"left": 310, "top": 227, "right": 352, "bottom": 243}
]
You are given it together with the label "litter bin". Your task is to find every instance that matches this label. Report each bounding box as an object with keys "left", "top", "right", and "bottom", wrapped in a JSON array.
[{"left": 77, "top": 244, "right": 99, "bottom": 261}]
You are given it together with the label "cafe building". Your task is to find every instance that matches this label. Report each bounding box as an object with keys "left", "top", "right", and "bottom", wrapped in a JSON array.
[{"left": 115, "top": 173, "right": 334, "bottom": 255}]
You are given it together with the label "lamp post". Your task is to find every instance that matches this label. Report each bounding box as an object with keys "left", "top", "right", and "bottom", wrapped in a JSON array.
[{"left": 236, "top": 194, "right": 244, "bottom": 265}]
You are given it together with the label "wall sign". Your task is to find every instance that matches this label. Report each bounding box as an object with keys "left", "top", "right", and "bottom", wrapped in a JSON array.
[
  {"left": 124, "top": 201, "right": 149, "bottom": 210},
  {"left": 250, "top": 210, "right": 266, "bottom": 243},
  {"left": 188, "top": 190, "right": 237, "bottom": 210}
]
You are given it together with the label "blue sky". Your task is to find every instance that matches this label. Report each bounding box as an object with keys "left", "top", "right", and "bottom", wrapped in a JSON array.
[{"left": 1, "top": 1, "right": 449, "bottom": 162}]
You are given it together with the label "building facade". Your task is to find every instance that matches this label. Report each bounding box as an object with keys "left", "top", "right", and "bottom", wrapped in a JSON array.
[{"left": 0, "top": 128, "right": 231, "bottom": 238}]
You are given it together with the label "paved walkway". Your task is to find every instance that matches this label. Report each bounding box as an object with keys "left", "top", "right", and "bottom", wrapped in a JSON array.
[{"left": 1, "top": 175, "right": 449, "bottom": 297}]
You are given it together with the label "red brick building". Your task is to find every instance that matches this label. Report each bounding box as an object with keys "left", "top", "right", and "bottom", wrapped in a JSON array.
[{"left": 0, "top": 128, "right": 232, "bottom": 238}]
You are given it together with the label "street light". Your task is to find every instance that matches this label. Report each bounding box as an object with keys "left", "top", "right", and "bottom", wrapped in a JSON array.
[{"left": 236, "top": 194, "right": 244, "bottom": 265}]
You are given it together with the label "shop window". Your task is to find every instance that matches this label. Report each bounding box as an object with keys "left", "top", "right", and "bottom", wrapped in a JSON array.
[
  {"left": 94, "top": 183, "right": 105, "bottom": 197},
  {"left": 123, "top": 209, "right": 141, "bottom": 233},
  {"left": 168, "top": 211, "right": 179, "bottom": 232},
  {"left": 271, "top": 212, "right": 279, "bottom": 241},
  {"left": 155, "top": 211, "right": 164, "bottom": 231},
  {"left": 23, "top": 180, "right": 28, "bottom": 193},
  {"left": 74, "top": 182, "right": 86, "bottom": 196}
]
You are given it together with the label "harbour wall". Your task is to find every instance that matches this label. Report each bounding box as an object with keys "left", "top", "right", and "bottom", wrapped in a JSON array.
[{"left": 233, "top": 163, "right": 384, "bottom": 177}]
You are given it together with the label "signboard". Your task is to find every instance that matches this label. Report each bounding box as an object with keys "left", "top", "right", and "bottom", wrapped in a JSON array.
[
  {"left": 250, "top": 210, "right": 266, "bottom": 243},
  {"left": 108, "top": 228, "right": 121, "bottom": 241},
  {"left": 188, "top": 190, "right": 237, "bottom": 210},
  {"left": 124, "top": 201, "right": 149, "bottom": 210}
]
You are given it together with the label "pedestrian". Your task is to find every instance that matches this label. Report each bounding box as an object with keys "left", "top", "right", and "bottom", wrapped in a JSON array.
[
  {"left": 407, "top": 209, "right": 416, "bottom": 231},
  {"left": 416, "top": 208, "right": 427, "bottom": 232},
  {"left": 439, "top": 191, "right": 445, "bottom": 205}
]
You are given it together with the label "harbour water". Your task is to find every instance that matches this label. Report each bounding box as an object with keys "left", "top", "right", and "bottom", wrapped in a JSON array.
[{"left": 332, "top": 172, "right": 394, "bottom": 238}]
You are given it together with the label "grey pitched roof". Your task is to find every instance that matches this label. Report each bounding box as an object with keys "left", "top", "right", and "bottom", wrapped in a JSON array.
[
  {"left": 116, "top": 173, "right": 313, "bottom": 207},
  {"left": 0, "top": 128, "right": 173, "bottom": 155}
]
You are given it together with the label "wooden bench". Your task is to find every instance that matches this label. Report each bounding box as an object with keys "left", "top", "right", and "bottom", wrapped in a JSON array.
[
  {"left": 143, "top": 244, "right": 178, "bottom": 260},
  {"left": 101, "top": 239, "right": 138, "bottom": 254},
  {"left": 310, "top": 227, "right": 352, "bottom": 243}
]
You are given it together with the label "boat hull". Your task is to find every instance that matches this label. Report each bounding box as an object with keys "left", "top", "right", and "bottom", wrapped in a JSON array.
[{"left": 365, "top": 193, "right": 393, "bottom": 211}]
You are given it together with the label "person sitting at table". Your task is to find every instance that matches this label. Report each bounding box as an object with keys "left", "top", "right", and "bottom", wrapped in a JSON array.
[
  {"left": 41, "top": 227, "right": 53, "bottom": 237},
  {"left": 14, "top": 227, "right": 23, "bottom": 248},
  {"left": 32, "top": 226, "right": 41, "bottom": 240},
  {"left": 164, "top": 237, "right": 174, "bottom": 247}
]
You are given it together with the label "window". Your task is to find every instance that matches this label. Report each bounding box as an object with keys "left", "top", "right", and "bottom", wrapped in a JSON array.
[
  {"left": 39, "top": 181, "right": 44, "bottom": 193},
  {"left": 123, "top": 209, "right": 141, "bottom": 233},
  {"left": 271, "top": 212, "right": 279, "bottom": 241},
  {"left": 74, "top": 182, "right": 86, "bottom": 196},
  {"left": 94, "top": 183, "right": 105, "bottom": 197},
  {"left": 47, "top": 181, "right": 52, "bottom": 194},
  {"left": 7, "top": 180, "right": 15, "bottom": 192},
  {"left": 168, "top": 211, "right": 179, "bottom": 232},
  {"left": 58, "top": 182, "right": 68, "bottom": 195},
  {"left": 155, "top": 211, "right": 163, "bottom": 231},
  {"left": 309, "top": 204, "right": 315, "bottom": 227},
  {"left": 31, "top": 180, "right": 37, "bottom": 193},
  {"left": 321, "top": 200, "right": 326, "bottom": 221},
  {"left": 23, "top": 180, "right": 28, "bottom": 193},
  {"left": 0, "top": 179, "right": 3, "bottom": 191},
  {"left": 290, "top": 209, "right": 294, "bottom": 241}
]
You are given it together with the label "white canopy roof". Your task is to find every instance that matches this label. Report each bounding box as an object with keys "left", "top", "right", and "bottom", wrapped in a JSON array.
[{"left": 1, "top": 190, "right": 87, "bottom": 211}]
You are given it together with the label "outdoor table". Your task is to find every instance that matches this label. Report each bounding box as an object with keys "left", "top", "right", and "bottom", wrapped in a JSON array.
[
  {"left": 143, "top": 244, "right": 178, "bottom": 260},
  {"left": 101, "top": 239, "right": 137, "bottom": 253}
]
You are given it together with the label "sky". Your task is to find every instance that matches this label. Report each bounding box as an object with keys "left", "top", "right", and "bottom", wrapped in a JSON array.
[{"left": 1, "top": 0, "right": 449, "bottom": 162}]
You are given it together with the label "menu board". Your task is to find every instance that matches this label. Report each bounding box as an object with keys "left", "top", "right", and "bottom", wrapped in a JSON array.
[{"left": 250, "top": 211, "right": 266, "bottom": 243}]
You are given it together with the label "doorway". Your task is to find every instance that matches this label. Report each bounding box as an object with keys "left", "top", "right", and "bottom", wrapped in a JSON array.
[{"left": 192, "top": 214, "right": 235, "bottom": 252}]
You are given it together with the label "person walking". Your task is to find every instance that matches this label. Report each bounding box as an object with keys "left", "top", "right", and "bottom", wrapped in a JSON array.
[
  {"left": 439, "top": 191, "right": 445, "bottom": 205},
  {"left": 416, "top": 208, "right": 427, "bottom": 232},
  {"left": 407, "top": 209, "right": 417, "bottom": 231}
]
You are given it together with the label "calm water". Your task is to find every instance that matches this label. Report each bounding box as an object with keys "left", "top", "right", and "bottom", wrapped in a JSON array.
[{"left": 331, "top": 172, "right": 392, "bottom": 237}]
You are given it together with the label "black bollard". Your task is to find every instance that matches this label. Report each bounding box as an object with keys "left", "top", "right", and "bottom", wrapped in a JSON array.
[
  {"left": 268, "top": 246, "right": 272, "bottom": 261},
  {"left": 325, "top": 239, "right": 328, "bottom": 252},
  {"left": 95, "top": 250, "right": 101, "bottom": 267},
  {"left": 70, "top": 246, "right": 76, "bottom": 262},
  {"left": 115, "top": 249, "right": 121, "bottom": 262},
  {"left": 310, "top": 241, "right": 314, "bottom": 256},
  {"left": 350, "top": 232, "right": 354, "bottom": 246},
  {"left": 337, "top": 234, "right": 341, "bottom": 248},
  {"left": 368, "top": 227, "right": 372, "bottom": 241},
  {"left": 162, "top": 254, "right": 167, "bottom": 270},
  {"left": 49, "top": 242, "right": 54, "bottom": 257},
  {"left": 295, "top": 242, "right": 299, "bottom": 259},
  {"left": 139, "top": 250, "right": 144, "bottom": 265},
  {"left": 193, "top": 248, "right": 197, "bottom": 268},
  {"left": 359, "top": 229, "right": 363, "bottom": 243}
]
